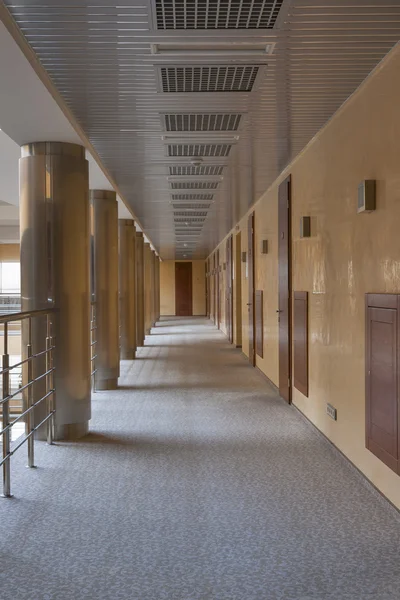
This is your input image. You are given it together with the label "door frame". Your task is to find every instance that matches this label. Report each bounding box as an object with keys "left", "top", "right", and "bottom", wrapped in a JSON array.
[{"left": 278, "top": 175, "right": 292, "bottom": 403}]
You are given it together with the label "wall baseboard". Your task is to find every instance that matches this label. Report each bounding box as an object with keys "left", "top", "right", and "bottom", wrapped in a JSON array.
[
  {"left": 293, "top": 405, "right": 400, "bottom": 519},
  {"left": 250, "top": 360, "right": 400, "bottom": 517},
  {"left": 255, "top": 366, "right": 279, "bottom": 394}
]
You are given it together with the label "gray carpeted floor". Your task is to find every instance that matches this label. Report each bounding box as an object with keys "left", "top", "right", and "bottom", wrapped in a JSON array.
[{"left": 1, "top": 317, "right": 400, "bottom": 600}]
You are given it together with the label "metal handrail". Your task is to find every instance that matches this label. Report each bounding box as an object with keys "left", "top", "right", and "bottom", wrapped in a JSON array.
[
  {"left": 0, "top": 308, "right": 56, "bottom": 498},
  {"left": 90, "top": 302, "right": 97, "bottom": 390}
]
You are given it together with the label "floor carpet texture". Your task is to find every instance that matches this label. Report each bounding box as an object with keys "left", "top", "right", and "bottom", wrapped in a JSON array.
[{"left": 1, "top": 317, "right": 400, "bottom": 600}]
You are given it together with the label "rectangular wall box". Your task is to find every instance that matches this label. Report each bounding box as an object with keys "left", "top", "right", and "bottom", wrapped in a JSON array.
[
  {"left": 293, "top": 291, "right": 309, "bottom": 397},
  {"left": 300, "top": 216, "right": 311, "bottom": 238},
  {"left": 358, "top": 180, "right": 376, "bottom": 213},
  {"left": 366, "top": 293, "right": 400, "bottom": 474},
  {"left": 255, "top": 290, "right": 263, "bottom": 358},
  {"left": 261, "top": 240, "right": 268, "bottom": 254},
  {"left": 241, "top": 251, "right": 247, "bottom": 263}
]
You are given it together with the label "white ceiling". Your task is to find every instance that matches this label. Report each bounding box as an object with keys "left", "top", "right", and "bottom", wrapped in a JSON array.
[{"left": 1, "top": 1, "right": 400, "bottom": 258}]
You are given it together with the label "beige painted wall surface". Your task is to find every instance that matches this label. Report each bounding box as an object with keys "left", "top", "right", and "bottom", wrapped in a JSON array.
[
  {"left": 160, "top": 260, "right": 206, "bottom": 316},
  {"left": 160, "top": 261, "right": 175, "bottom": 315},
  {"left": 192, "top": 260, "right": 206, "bottom": 316},
  {"left": 0, "top": 244, "right": 19, "bottom": 261},
  {"left": 208, "top": 43, "right": 400, "bottom": 509}
]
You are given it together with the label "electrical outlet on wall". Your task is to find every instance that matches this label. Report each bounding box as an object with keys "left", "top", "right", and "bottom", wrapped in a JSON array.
[{"left": 326, "top": 403, "right": 337, "bottom": 421}]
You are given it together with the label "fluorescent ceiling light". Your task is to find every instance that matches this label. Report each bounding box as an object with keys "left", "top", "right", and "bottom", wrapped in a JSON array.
[{"left": 151, "top": 43, "right": 275, "bottom": 57}]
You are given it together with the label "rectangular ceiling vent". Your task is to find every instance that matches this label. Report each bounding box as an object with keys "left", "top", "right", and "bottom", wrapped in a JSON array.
[
  {"left": 155, "top": 0, "right": 284, "bottom": 29},
  {"left": 170, "top": 181, "right": 219, "bottom": 190},
  {"left": 174, "top": 217, "right": 206, "bottom": 223},
  {"left": 174, "top": 211, "right": 208, "bottom": 218},
  {"left": 169, "top": 165, "right": 224, "bottom": 176},
  {"left": 172, "top": 203, "right": 211, "bottom": 210},
  {"left": 172, "top": 193, "right": 214, "bottom": 201},
  {"left": 160, "top": 66, "right": 259, "bottom": 93},
  {"left": 165, "top": 113, "right": 242, "bottom": 132},
  {"left": 168, "top": 144, "right": 232, "bottom": 158}
]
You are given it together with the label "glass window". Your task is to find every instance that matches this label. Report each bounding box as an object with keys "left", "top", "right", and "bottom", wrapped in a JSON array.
[{"left": 0, "top": 262, "right": 20, "bottom": 294}]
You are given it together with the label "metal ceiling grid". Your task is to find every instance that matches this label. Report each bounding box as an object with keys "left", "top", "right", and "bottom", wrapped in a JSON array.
[{"left": 4, "top": 0, "right": 400, "bottom": 258}]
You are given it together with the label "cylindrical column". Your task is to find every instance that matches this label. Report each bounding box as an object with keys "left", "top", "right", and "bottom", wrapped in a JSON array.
[
  {"left": 20, "top": 142, "right": 91, "bottom": 440},
  {"left": 151, "top": 250, "right": 156, "bottom": 327},
  {"left": 144, "top": 242, "right": 152, "bottom": 335},
  {"left": 91, "top": 190, "right": 119, "bottom": 390},
  {"left": 119, "top": 219, "right": 136, "bottom": 359},
  {"left": 135, "top": 232, "right": 145, "bottom": 347},
  {"left": 155, "top": 257, "right": 160, "bottom": 322}
]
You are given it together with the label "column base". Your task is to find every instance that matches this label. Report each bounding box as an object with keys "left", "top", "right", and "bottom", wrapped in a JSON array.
[
  {"left": 120, "top": 349, "right": 136, "bottom": 360},
  {"left": 95, "top": 378, "right": 118, "bottom": 391},
  {"left": 55, "top": 421, "right": 89, "bottom": 441}
]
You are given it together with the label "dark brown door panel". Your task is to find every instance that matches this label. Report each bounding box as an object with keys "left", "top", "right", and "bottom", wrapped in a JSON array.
[
  {"left": 366, "top": 293, "right": 400, "bottom": 474},
  {"left": 278, "top": 175, "right": 292, "bottom": 402},
  {"left": 175, "top": 262, "right": 192, "bottom": 316}
]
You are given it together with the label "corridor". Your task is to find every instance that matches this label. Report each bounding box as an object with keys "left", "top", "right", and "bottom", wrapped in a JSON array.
[{"left": 1, "top": 317, "right": 400, "bottom": 600}]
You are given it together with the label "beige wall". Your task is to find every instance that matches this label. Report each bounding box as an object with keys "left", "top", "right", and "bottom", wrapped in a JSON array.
[
  {"left": 0, "top": 244, "right": 19, "bottom": 261},
  {"left": 160, "top": 260, "right": 206, "bottom": 316},
  {"left": 208, "top": 43, "right": 400, "bottom": 509}
]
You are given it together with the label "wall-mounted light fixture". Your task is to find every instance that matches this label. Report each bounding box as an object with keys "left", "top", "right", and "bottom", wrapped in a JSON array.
[
  {"left": 300, "top": 216, "right": 311, "bottom": 238},
  {"left": 261, "top": 240, "right": 268, "bottom": 254},
  {"left": 241, "top": 251, "right": 247, "bottom": 263},
  {"left": 358, "top": 180, "right": 376, "bottom": 213}
]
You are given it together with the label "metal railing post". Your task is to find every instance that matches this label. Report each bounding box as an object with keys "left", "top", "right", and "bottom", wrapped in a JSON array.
[
  {"left": 26, "top": 317, "right": 35, "bottom": 468},
  {"left": 46, "top": 315, "right": 53, "bottom": 445},
  {"left": 1, "top": 323, "right": 12, "bottom": 497}
]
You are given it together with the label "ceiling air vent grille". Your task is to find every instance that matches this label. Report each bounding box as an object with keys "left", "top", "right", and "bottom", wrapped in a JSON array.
[
  {"left": 172, "top": 203, "right": 211, "bottom": 210},
  {"left": 172, "top": 193, "right": 214, "bottom": 201},
  {"left": 174, "top": 211, "right": 208, "bottom": 218},
  {"left": 170, "top": 181, "right": 219, "bottom": 190},
  {"left": 155, "top": 0, "right": 283, "bottom": 30},
  {"left": 168, "top": 144, "right": 232, "bottom": 157},
  {"left": 161, "top": 66, "right": 259, "bottom": 93},
  {"left": 174, "top": 217, "right": 206, "bottom": 223},
  {"left": 169, "top": 165, "right": 224, "bottom": 176},
  {"left": 165, "top": 113, "right": 242, "bottom": 132}
]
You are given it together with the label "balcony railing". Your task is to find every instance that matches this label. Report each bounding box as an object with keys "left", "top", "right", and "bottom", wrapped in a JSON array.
[
  {"left": 0, "top": 308, "right": 56, "bottom": 498},
  {"left": 0, "top": 293, "right": 21, "bottom": 315}
]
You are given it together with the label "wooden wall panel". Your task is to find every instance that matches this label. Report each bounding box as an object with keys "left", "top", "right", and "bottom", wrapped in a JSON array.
[
  {"left": 293, "top": 291, "right": 308, "bottom": 397},
  {"left": 255, "top": 290, "right": 263, "bottom": 358},
  {"left": 366, "top": 293, "right": 400, "bottom": 474}
]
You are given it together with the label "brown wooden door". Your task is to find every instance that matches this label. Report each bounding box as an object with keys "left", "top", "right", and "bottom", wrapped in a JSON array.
[
  {"left": 175, "top": 262, "right": 192, "bottom": 316},
  {"left": 248, "top": 213, "right": 256, "bottom": 366},
  {"left": 226, "top": 235, "right": 233, "bottom": 343},
  {"left": 206, "top": 259, "right": 210, "bottom": 318},
  {"left": 216, "top": 249, "right": 220, "bottom": 329},
  {"left": 213, "top": 253, "right": 217, "bottom": 325},
  {"left": 278, "top": 175, "right": 292, "bottom": 402},
  {"left": 366, "top": 294, "right": 400, "bottom": 474}
]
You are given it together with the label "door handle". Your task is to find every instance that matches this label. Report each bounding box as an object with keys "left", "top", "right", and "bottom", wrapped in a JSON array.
[
  {"left": 246, "top": 303, "right": 252, "bottom": 306},
  {"left": 276, "top": 310, "right": 283, "bottom": 313}
]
